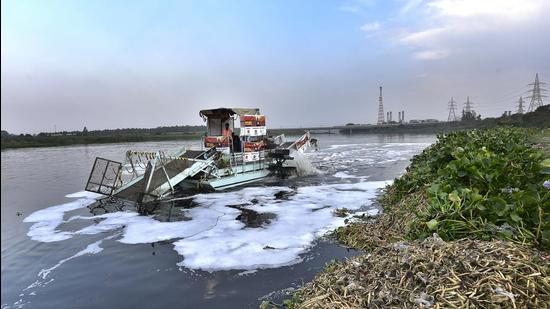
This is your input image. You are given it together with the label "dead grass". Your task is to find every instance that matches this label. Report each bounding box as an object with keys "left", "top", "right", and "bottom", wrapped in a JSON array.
[
  {"left": 332, "top": 187, "right": 427, "bottom": 250},
  {"left": 298, "top": 235, "right": 550, "bottom": 308}
]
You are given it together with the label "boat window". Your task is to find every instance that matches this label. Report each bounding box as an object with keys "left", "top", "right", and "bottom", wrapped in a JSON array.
[
  {"left": 208, "top": 118, "right": 222, "bottom": 136},
  {"left": 207, "top": 118, "right": 234, "bottom": 136}
]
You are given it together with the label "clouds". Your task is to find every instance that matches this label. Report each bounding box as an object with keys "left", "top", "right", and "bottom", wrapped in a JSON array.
[
  {"left": 340, "top": 0, "right": 376, "bottom": 14},
  {"left": 398, "top": 0, "right": 424, "bottom": 15},
  {"left": 1, "top": 0, "right": 549, "bottom": 132},
  {"left": 345, "top": 0, "right": 549, "bottom": 120},
  {"left": 394, "top": 0, "right": 550, "bottom": 60},
  {"left": 414, "top": 49, "right": 449, "bottom": 60},
  {"left": 427, "top": 0, "right": 544, "bottom": 20},
  {"left": 360, "top": 21, "right": 380, "bottom": 32},
  {"left": 348, "top": 0, "right": 550, "bottom": 61},
  {"left": 399, "top": 27, "right": 447, "bottom": 45}
]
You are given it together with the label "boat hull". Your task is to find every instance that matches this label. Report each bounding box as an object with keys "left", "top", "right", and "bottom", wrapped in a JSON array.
[
  {"left": 208, "top": 169, "right": 271, "bottom": 190},
  {"left": 179, "top": 169, "right": 271, "bottom": 191}
]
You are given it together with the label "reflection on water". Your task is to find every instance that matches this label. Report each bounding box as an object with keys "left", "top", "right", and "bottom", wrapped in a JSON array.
[
  {"left": 205, "top": 275, "right": 222, "bottom": 299},
  {"left": 1, "top": 134, "right": 435, "bottom": 309}
]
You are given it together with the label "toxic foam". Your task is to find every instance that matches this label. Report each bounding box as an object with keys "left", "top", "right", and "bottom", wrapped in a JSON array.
[{"left": 25, "top": 181, "right": 390, "bottom": 271}]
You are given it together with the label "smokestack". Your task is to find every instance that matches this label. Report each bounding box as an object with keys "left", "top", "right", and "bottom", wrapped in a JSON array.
[
  {"left": 402, "top": 110, "right": 405, "bottom": 122},
  {"left": 377, "top": 86, "right": 385, "bottom": 125},
  {"left": 390, "top": 111, "right": 392, "bottom": 122}
]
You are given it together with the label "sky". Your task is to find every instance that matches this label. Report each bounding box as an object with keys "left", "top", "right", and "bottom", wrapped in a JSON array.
[{"left": 2, "top": 0, "right": 550, "bottom": 134}]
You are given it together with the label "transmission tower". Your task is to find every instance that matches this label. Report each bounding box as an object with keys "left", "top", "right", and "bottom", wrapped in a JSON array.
[
  {"left": 526, "top": 73, "right": 547, "bottom": 112},
  {"left": 447, "top": 97, "right": 458, "bottom": 121},
  {"left": 463, "top": 96, "right": 475, "bottom": 115},
  {"left": 377, "top": 86, "right": 385, "bottom": 124},
  {"left": 516, "top": 96, "right": 524, "bottom": 114}
]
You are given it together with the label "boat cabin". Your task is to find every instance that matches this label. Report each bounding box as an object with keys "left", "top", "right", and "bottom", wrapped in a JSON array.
[{"left": 199, "top": 107, "right": 268, "bottom": 163}]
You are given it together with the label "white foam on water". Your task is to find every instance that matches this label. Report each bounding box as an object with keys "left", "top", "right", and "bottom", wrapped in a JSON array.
[
  {"left": 38, "top": 239, "right": 105, "bottom": 279},
  {"left": 333, "top": 171, "right": 369, "bottom": 179},
  {"left": 24, "top": 181, "right": 391, "bottom": 272},
  {"left": 291, "top": 151, "right": 322, "bottom": 176},
  {"left": 24, "top": 195, "right": 99, "bottom": 242},
  {"left": 328, "top": 143, "right": 367, "bottom": 149},
  {"left": 381, "top": 142, "right": 432, "bottom": 148},
  {"left": 352, "top": 208, "right": 380, "bottom": 217},
  {"left": 171, "top": 181, "right": 391, "bottom": 271},
  {"left": 65, "top": 191, "right": 103, "bottom": 199},
  {"left": 237, "top": 269, "right": 258, "bottom": 276}
]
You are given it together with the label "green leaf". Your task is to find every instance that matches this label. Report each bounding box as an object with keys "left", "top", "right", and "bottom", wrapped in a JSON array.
[
  {"left": 472, "top": 192, "right": 483, "bottom": 202},
  {"left": 448, "top": 192, "right": 461, "bottom": 203},
  {"left": 426, "top": 219, "right": 439, "bottom": 230},
  {"left": 510, "top": 212, "right": 522, "bottom": 222}
]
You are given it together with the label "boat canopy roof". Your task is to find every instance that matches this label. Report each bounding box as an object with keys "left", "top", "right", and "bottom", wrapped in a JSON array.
[{"left": 199, "top": 108, "right": 260, "bottom": 120}]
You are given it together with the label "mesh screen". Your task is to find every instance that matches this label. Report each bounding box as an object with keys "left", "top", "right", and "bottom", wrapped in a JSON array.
[{"left": 85, "top": 157, "right": 122, "bottom": 195}]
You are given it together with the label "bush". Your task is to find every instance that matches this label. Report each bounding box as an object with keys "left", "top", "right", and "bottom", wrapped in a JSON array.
[{"left": 392, "top": 128, "right": 549, "bottom": 248}]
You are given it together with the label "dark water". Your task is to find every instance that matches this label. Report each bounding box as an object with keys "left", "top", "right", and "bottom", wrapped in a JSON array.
[{"left": 1, "top": 134, "right": 435, "bottom": 308}]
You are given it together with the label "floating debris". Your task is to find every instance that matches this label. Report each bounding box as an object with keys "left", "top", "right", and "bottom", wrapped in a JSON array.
[
  {"left": 332, "top": 187, "right": 425, "bottom": 250},
  {"left": 298, "top": 234, "right": 550, "bottom": 308},
  {"left": 332, "top": 208, "right": 350, "bottom": 218}
]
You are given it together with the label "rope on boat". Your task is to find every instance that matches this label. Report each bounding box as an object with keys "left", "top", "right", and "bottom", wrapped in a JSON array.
[{"left": 127, "top": 151, "right": 192, "bottom": 162}]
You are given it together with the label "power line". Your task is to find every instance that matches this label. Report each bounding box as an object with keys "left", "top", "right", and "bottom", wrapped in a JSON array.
[{"left": 486, "top": 85, "right": 531, "bottom": 103}]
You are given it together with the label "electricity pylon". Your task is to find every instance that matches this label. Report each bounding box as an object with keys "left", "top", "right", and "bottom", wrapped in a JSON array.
[
  {"left": 526, "top": 73, "right": 547, "bottom": 112},
  {"left": 516, "top": 96, "right": 524, "bottom": 114},
  {"left": 447, "top": 97, "right": 458, "bottom": 121},
  {"left": 463, "top": 96, "right": 474, "bottom": 115}
]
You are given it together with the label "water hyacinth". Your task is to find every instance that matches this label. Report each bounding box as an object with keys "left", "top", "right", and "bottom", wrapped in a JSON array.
[
  {"left": 293, "top": 128, "right": 550, "bottom": 309},
  {"left": 399, "top": 128, "right": 549, "bottom": 247}
]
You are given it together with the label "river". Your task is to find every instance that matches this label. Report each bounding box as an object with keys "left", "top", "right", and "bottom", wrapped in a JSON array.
[{"left": 1, "top": 133, "right": 435, "bottom": 308}]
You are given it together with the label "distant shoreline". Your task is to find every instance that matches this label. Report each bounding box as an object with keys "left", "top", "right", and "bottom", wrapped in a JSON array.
[
  {"left": 0, "top": 132, "right": 205, "bottom": 150},
  {"left": 2, "top": 106, "right": 548, "bottom": 150},
  {"left": 0, "top": 129, "right": 312, "bottom": 150}
]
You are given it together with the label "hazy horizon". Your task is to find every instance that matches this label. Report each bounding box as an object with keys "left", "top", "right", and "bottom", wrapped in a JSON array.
[{"left": 2, "top": 0, "right": 550, "bottom": 134}]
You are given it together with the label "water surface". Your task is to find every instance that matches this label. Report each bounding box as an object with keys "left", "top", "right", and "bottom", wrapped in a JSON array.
[{"left": 1, "top": 134, "right": 434, "bottom": 308}]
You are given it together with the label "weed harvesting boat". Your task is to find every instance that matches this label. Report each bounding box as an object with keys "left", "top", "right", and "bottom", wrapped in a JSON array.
[{"left": 84, "top": 108, "right": 316, "bottom": 203}]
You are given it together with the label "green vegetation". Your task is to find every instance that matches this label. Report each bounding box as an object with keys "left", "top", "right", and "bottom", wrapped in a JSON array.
[
  {"left": 1, "top": 132, "right": 204, "bottom": 150},
  {"left": 332, "top": 208, "right": 350, "bottom": 217},
  {"left": 333, "top": 128, "right": 549, "bottom": 250},
  {"left": 260, "top": 291, "right": 303, "bottom": 309},
  {"left": 1, "top": 125, "right": 206, "bottom": 150},
  {"left": 395, "top": 128, "right": 549, "bottom": 247},
  {"left": 285, "top": 127, "right": 550, "bottom": 308},
  {"left": 0, "top": 125, "right": 311, "bottom": 150}
]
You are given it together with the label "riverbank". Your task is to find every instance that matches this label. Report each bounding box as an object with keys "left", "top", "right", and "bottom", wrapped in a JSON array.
[
  {"left": 274, "top": 128, "right": 550, "bottom": 308},
  {"left": 0, "top": 132, "right": 205, "bottom": 150},
  {"left": 0, "top": 129, "right": 315, "bottom": 150}
]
